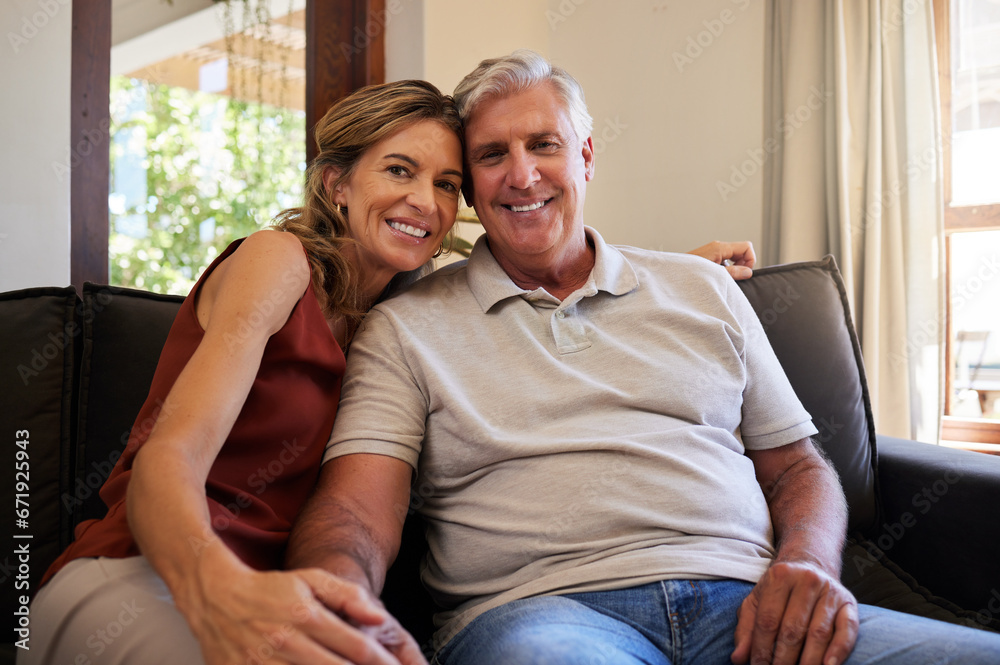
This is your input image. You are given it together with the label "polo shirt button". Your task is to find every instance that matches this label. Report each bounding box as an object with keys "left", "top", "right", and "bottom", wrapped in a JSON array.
[{"left": 556, "top": 311, "right": 566, "bottom": 319}]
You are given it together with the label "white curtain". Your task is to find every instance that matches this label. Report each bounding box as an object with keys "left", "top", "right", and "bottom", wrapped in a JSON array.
[{"left": 763, "top": 0, "right": 945, "bottom": 442}]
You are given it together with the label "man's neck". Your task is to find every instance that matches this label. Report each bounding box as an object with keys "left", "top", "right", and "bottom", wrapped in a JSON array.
[{"left": 490, "top": 235, "right": 596, "bottom": 301}]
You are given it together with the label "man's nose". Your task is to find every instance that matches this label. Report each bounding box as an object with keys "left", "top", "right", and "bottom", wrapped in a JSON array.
[{"left": 505, "top": 148, "right": 540, "bottom": 190}]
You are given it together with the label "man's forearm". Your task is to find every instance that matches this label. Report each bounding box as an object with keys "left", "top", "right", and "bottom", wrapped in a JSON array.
[
  {"left": 754, "top": 439, "right": 848, "bottom": 575},
  {"left": 286, "top": 496, "right": 390, "bottom": 594},
  {"left": 285, "top": 454, "right": 412, "bottom": 596}
]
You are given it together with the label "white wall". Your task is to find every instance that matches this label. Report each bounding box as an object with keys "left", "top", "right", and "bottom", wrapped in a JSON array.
[
  {"left": 0, "top": 0, "right": 73, "bottom": 291},
  {"left": 386, "top": 0, "right": 766, "bottom": 256}
]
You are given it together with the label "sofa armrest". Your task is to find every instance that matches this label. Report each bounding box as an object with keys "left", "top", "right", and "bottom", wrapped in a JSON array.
[{"left": 875, "top": 435, "right": 1000, "bottom": 614}]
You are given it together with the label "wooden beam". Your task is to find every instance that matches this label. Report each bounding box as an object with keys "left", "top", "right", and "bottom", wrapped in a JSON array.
[
  {"left": 305, "top": 0, "right": 385, "bottom": 163},
  {"left": 70, "top": 0, "right": 112, "bottom": 290}
]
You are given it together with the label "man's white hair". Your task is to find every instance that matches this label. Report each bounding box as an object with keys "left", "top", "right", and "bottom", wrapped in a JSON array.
[{"left": 453, "top": 49, "right": 594, "bottom": 143}]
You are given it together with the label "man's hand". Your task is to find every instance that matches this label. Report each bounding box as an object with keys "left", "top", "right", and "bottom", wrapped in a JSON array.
[
  {"left": 731, "top": 560, "right": 858, "bottom": 665},
  {"left": 189, "top": 565, "right": 427, "bottom": 665},
  {"left": 687, "top": 241, "right": 756, "bottom": 280}
]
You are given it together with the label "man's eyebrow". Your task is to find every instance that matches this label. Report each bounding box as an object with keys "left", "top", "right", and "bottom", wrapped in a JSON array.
[
  {"left": 470, "top": 131, "right": 565, "bottom": 156},
  {"left": 469, "top": 141, "right": 505, "bottom": 157}
]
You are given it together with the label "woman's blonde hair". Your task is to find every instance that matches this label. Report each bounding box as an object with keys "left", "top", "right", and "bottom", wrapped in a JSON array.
[{"left": 274, "top": 79, "right": 463, "bottom": 324}]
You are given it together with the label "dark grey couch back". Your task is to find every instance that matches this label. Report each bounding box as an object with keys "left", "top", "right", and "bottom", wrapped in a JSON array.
[{"left": 737, "top": 256, "right": 878, "bottom": 534}]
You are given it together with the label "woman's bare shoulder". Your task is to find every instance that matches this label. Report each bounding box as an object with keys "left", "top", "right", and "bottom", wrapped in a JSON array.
[{"left": 197, "top": 230, "right": 312, "bottom": 332}]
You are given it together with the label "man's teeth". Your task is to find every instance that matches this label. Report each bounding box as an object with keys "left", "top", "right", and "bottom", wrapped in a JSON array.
[
  {"left": 389, "top": 221, "right": 429, "bottom": 238},
  {"left": 509, "top": 201, "right": 545, "bottom": 213}
]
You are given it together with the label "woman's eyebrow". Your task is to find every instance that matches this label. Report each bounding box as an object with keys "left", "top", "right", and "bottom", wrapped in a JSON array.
[
  {"left": 384, "top": 152, "right": 462, "bottom": 179},
  {"left": 383, "top": 152, "right": 419, "bottom": 167}
]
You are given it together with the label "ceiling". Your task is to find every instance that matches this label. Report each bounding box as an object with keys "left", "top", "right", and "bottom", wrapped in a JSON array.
[{"left": 114, "top": 0, "right": 306, "bottom": 111}]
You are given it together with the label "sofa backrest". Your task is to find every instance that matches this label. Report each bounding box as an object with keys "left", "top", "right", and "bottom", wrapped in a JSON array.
[
  {"left": 0, "top": 283, "right": 183, "bottom": 641},
  {"left": 736, "top": 255, "right": 879, "bottom": 534},
  {"left": 72, "top": 283, "right": 184, "bottom": 525},
  {"left": 0, "top": 286, "right": 80, "bottom": 638}
]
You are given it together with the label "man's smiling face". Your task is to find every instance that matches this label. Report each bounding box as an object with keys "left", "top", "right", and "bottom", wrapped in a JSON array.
[{"left": 463, "top": 82, "right": 595, "bottom": 269}]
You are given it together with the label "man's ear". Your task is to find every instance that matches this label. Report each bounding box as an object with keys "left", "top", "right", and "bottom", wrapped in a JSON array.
[{"left": 582, "top": 136, "right": 595, "bottom": 182}]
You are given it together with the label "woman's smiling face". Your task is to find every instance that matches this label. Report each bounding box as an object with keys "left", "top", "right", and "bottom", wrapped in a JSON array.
[{"left": 330, "top": 119, "right": 464, "bottom": 282}]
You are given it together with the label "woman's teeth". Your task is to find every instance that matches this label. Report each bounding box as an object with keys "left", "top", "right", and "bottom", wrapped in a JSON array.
[{"left": 388, "top": 221, "right": 429, "bottom": 238}]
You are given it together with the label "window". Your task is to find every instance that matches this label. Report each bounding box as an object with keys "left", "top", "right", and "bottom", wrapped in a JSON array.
[
  {"left": 69, "top": 0, "right": 386, "bottom": 291},
  {"left": 935, "top": 0, "right": 1000, "bottom": 447},
  {"left": 108, "top": 5, "right": 307, "bottom": 294}
]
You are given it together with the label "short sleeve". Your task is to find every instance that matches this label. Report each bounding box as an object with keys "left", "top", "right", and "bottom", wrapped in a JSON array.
[{"left": 323, "top": 308, "right": 428, "bottom": 471}]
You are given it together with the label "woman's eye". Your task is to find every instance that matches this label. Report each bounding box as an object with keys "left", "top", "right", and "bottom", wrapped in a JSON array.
[
  {"left": 437, "top": 181, "right": 458, "bottom": 193},
  {"left": 387, "top": 165, "right": 409, "bottom": 177}
]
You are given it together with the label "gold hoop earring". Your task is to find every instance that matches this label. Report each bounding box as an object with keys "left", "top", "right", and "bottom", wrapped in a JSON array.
[{"left": 336, "top": 203, "right": 341, "bottom": 213}]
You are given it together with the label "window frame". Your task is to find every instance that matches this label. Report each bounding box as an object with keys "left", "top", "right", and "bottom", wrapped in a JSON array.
[{"left": 933, "top": 0, "right": 1000, "bottom": 444}]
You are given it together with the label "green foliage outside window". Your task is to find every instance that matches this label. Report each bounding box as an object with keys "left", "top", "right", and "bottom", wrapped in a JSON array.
[{"left": 109, "top": 76, "right": 306, "bottom": 295}]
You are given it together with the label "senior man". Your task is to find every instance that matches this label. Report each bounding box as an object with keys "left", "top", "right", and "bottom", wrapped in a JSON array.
[{"left": 287, "top": 51, "right": 1000, "bottom": 665}]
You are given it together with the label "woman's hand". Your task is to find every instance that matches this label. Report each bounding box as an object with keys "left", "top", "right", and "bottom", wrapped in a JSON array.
[
  {"left": 188, "top": 555, "right": 426, "bottom": 665},
  {"left": 687, "top": 240, "right": 756, "bottom": 280}
]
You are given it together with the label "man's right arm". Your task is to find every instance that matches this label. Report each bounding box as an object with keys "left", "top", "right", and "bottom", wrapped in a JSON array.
[{"left": 287, "top": 452, "right": 424, "bottom": 663}]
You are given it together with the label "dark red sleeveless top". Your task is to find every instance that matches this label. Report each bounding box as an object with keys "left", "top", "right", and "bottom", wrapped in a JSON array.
[{"left": 43, "top": 238, "right": 346, "bottom": 583}]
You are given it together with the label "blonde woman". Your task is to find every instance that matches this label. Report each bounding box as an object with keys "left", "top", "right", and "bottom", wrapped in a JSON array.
[{"left": 26, "top": 80, "right": 463, "bottom": 665}]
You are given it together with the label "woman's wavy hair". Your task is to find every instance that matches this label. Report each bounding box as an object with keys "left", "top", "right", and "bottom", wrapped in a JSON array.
[{"left": 274, "top": 79, "right": 463, "bottom": 322}]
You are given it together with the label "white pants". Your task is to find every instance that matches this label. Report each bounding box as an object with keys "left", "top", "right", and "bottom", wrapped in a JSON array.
[{"left": 17, "top": 556, "right": 205, "bottom": 665}]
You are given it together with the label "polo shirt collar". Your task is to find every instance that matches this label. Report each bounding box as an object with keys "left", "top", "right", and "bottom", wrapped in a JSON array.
[{"left": 466, "top": 226, "right": 639, "bottom": 313}]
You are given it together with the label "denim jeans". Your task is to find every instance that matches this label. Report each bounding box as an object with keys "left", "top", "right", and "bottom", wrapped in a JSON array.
[{"left": 433, "top": 580, "right": 1000, "bottom": 665}]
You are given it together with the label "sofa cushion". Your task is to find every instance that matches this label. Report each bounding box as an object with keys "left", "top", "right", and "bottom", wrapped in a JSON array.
[
  {"left": 737, "top": 256, "right": 878, "bottom": 534},
  {"left": 0, "top": 287, "right": 80, "bottom": 637},
  {"left": 71, "top": 284, "right": 184, "bottom": 527},
  {"left": 842, "top": 534, "right": 1000, "bottom": 633}
]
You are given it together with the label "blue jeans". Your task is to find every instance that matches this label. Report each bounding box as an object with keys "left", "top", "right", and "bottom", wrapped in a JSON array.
[{"left": 433, "top": 580, "right": 1000, "bottom": 665}]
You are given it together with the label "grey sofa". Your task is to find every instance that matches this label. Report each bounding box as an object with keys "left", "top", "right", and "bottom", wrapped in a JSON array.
[{"left": 2, "top": 256, "right": 998, "bottom": 661}]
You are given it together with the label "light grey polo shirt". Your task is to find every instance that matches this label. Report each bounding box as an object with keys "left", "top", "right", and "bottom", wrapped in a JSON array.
[{"left": 325, "top": 227, "right": 818, "bottom": 643}]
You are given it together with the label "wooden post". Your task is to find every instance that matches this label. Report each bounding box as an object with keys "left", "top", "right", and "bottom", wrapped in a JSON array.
[
  {"left": 305, "top": 0, "right": 385, "bottom": 164},
  {"left": 70, "top": 0, "right": 112, "bottom": 290}
]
